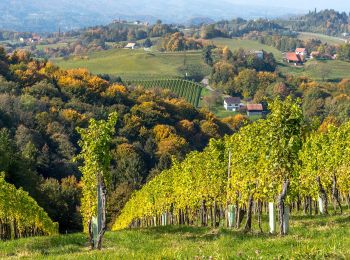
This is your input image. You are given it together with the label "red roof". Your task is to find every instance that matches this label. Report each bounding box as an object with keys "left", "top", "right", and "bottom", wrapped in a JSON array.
[
  {"left": 286, "top": 52, "right": 303, "bottom": 62},
  {"left": 247, "top": 104, "right": 263, "bottom": 111},
  {"left": 296, "top": 48, "right": 306, "bottom": 53}
]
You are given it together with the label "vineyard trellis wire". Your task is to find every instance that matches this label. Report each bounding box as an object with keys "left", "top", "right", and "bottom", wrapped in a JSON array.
[
  {"left": 113, "top": 97, "right": 350, "bottom": 234},
  {"left": 128, "top": 79, "right": 203, "bottom": 107},
  {"left": 0, "top": 173, "right": 58, "bottom": 240}
]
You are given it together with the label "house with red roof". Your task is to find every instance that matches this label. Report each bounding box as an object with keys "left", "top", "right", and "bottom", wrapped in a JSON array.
[
  {"left": 285, "top": 47, "right": 308, "bottom": 65},
  {"left": 246, "top": 104, "right": 263, "bottom": 116}
]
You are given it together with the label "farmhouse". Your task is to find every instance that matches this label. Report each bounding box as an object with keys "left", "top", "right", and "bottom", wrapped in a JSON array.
[
  {"left": 285, "top": 52, "right": 304, "bottom": 65},
  {"left": 246, "top": 104, "right": 263, "bottom": 116},
  {"left": 285, "top": 47, "right": 308, "bottom": 65},
  {"left": 124, "top": 43, "right": 137, "bottom": 49},
  {"left": 295, "top": 48, "right": 307, "bottom": 56},
  {"left": 223, "top": 96, "right": 243, "bottom": 111}
]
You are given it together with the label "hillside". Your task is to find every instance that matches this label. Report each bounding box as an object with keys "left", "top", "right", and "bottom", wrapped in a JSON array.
[
  {"left": 212, "top": 37, "right": 283, "bottom": 60},
  {"left": 0, "top": 48, "right": 231, "bottom": 233},
  {"left": 53, "top": 49, "right": 210, "bottom": 80}
]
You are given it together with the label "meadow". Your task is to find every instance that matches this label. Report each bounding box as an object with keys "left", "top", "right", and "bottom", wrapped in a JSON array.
[
  {"left": 212, "top": 37, "right": 283, "bottom": 61},
  {"left": 279, "top": 59, "right": 350, "bottom": 81},
  {"left": 53, "top": 48, "right": 208, "bottom": 80},
  {"left": 1, "top": 213, "right": 349, "bottom": 259},
  {"left": 297, "top": 32, "right": 346, "bottom": 45}
]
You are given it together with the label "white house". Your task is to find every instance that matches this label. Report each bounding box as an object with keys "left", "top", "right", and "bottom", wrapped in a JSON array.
[
  {"left": 124, "top": 43, "right": 137, "bottom": 49},
  {"left": 254, "top": 50, "right": 264, "bottom": 59},
  {"left": 224, "top": 97, "right": 243, "bottom": 111}
]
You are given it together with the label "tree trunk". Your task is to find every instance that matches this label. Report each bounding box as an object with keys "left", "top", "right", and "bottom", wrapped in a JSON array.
[
  {"left": 316, "top": 176, "right": 328, "bottom": 215},
  {"left": 258, "top": 200, "right": 263, "bottom": 233},
  {"left": 308, "top": 196, "right": 313, "bottom": 215},
  {"left": 278, "top": 179, "right": 289, "bottom": 236},
  {"left": 237, "top": 206, "right": 246, "bottom": 229},
  {"left": 213, "top": 201, "right": 217, "bottom": 228},
  {"left": 332, "top": 175, "right": 342, "bottom": 214},
  {"left": 88, "top": 219, "right": 94, "bottom": 249},
  {"left": 96, "top": 177, "right": 107, "bottom": 250},
  {"left": 244, "top": 195, "right": 253, "bottom": 232}
]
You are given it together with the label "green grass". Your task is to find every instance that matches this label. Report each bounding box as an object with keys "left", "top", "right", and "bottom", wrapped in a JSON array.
[
  {"left": 1, "top": 213, "right": 349, "bottom": 259},
  {"left": 278, "top": 59, "right": 350, "bottom": 81},
  {"left": 297, "top": 32, "right": 346, "bottom": 45},
  {"left": 36, "top": 42, "right": 69, "bottom": 51},
  {"left": 212, "top": 37, "right": 283, "bottom": 60},
  {"left": 52, "top": 49, "right": 207, "bottom": 80}
]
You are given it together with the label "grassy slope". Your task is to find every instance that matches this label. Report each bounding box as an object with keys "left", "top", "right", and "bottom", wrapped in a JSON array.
[
  {"left": 212, "top": 37, "right": 283, "bottom": 61},
  {"left": 1, "top": 213, "right": 349, "bottom": 259},
  {"left": 297, "top": 32, "right": 346, "bottom": 45},
  {"left": 278, "top": 59, "right": 350, "bottom": 81},
  {"left": 53, "top": 49, "right": 206, "bottom": 80},
  {"left": 52, "top": 37, "right": 282, "bottom": 81}
]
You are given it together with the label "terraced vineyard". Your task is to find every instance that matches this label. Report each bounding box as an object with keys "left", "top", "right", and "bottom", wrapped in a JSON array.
[{"left": 129, "top": 79, "right": 203, "bottom": 107}]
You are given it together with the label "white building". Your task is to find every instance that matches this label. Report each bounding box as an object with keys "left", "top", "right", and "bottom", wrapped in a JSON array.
[
  {"left": 124, "top": 43, "right": 137, "bottom": 49},
  {"left": 254, "top": 50, "right": 264, "bottom": 59},
  {"left": 224, "top": 97, "right": 243, "bottom": 111}
]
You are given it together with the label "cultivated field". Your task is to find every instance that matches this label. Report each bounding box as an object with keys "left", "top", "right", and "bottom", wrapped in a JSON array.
[
  {"left": 1, "top": 213, "right": 349, "bottom": 259},
  {"left": 130, "top": 79, "right": 203, "bottom": 107}
]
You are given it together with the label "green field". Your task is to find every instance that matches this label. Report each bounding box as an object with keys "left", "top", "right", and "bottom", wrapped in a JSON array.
[
  {"left": 279, "top": 59, "right": 350, "bottom": 81},
  {"left": 1, "top": 213, "right": 349, "bottom": 259},
  {"left": 36, "top": 42, "right": 69, "bottom": 51},
  {"left": 53, "top": 49, "right": 208, "bottom": 80},
  {"left": 212, "top": 37, "right": 283, "bottom": 60},
  {"left": 297, "top": 32, "right": 346, "bottom": 45}
]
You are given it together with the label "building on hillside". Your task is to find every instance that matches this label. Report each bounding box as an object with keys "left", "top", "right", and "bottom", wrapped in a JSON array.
[
  {"left": 285, "top": 52, "right": 304, "bottom": 65},
  {"left": 201, "top": 77, "right": 209, "bottom": 86},
  {"left": 254, "top": 50, "right": 264, "bottom": 59},
  {"left": 124, "top": 43, "right": 137, "bottom": 49},
  {"left": 223, "top": 96, "right": 243, "bottom": 111},
  {"left": 295, "top": 48, "right": 307, "bottom": 56},
  {"left": 246, "top": 103, "right": 263, "bottom": 116}
]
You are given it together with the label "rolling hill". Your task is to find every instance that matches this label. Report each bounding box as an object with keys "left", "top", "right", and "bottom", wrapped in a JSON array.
[{"left": 0, "top": 0, "right": 301, "bottom": 32}]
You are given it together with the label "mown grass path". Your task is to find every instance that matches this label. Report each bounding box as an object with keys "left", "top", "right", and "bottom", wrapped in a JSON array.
[{"left": 1, "top": 213, "right": 349, "bottom": 259}]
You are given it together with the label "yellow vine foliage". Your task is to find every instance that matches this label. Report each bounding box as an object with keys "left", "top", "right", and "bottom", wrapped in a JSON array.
[{"left": 0, "top": 173, "right": 58, "bottom": 238}]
